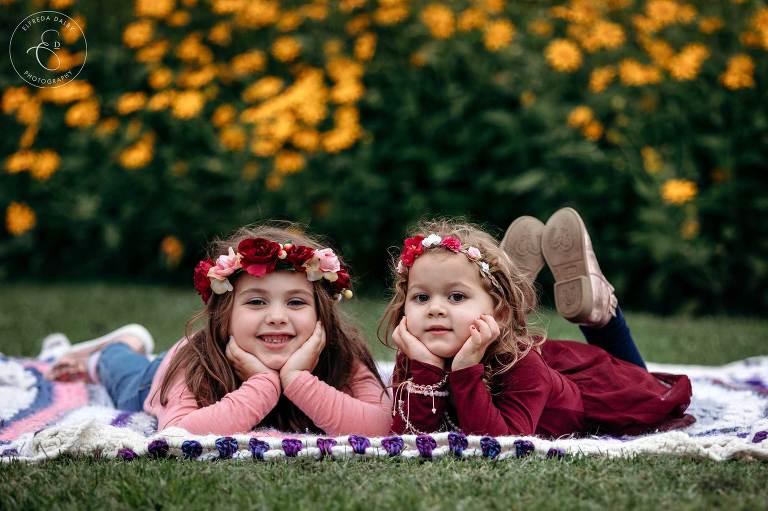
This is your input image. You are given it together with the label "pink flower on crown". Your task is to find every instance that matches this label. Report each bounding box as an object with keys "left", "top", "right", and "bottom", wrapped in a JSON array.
[
  {"left": 441, "top": 236, "right": 461, "bottom": 252},
  {"left": 466, "top": 246, "right": 482, "bottom": 260},
  {"left": 207, "top": 247, "right": 241, "bottom": 280},
  {"left": 315, "top": 248, "right": 341, "bottom": 273}
]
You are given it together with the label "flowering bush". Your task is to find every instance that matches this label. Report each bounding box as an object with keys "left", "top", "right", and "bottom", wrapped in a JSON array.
[{"left": 1, "top": 0, "right": 767, "bottom": 313}]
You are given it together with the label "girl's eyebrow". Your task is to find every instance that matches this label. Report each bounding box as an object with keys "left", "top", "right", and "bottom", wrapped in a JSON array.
[{"left": 238, "top": 287, "right": 313, "bottom": 297}]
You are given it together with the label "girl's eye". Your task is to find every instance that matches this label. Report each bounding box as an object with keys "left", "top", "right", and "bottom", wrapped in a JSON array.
[
  {"left": 448, "top": 292, "right": 466, "bottom": 303},
  {"left": 413, "top": 293, "right": 429, "bottom": 303},
  {"left": 287, "top": 299, "right": 307, "bottom": 307},
  {"left": 246, "top": 298, "right": 266, "bottom": 306}
]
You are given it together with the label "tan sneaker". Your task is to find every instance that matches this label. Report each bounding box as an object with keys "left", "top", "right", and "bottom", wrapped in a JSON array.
[
  {"left": 542, "top": 208, "right": 617, "bottom": 327},
  {"left": 500, "top": 216, "right": 545, "bottom": 282}
]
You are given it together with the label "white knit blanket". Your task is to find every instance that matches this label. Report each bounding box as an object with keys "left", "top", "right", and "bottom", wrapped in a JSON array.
[{"left": 1, "top": 355, "right": 767, "bottom": 463}]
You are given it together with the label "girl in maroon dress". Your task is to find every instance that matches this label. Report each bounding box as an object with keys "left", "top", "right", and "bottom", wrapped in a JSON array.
[{"left": 380, "top": 209, "right": 694, "bottom": 437}]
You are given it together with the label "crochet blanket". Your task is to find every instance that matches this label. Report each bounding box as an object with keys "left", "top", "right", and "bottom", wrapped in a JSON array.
[{"left": 1, "top": 355, "right": 767, "bottom": 463}]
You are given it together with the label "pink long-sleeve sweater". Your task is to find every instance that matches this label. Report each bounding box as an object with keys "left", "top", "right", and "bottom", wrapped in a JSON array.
[{"left": 144, "top": 339, "right": 393, "bottom": 436}]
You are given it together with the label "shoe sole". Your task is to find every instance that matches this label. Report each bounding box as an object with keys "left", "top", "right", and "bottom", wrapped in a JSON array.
[
  {"left": 59, "top": 324, "right": 154, "bottom": 358},
  {"left": 500, "top": 216, "right": 545, "bottom": 281},
  {"left": 542, "top": 208, "right": 593, "bottom": 322}
]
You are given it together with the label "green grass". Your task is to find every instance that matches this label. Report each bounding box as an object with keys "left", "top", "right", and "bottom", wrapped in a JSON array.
[{"left": 1, "top": 283, "right": 767, "bottom": 510}]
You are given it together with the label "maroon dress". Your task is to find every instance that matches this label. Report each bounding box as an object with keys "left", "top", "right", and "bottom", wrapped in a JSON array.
[{"left": 392, "top": 340, "right": 695, "bottom": 437}]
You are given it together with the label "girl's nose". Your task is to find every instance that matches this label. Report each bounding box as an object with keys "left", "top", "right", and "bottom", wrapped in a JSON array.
[
  {"left": 265, "top": 306, "right": 288, "bottom": 325},
  {"left": 427, "top": 301, "right": 447, "bottom": 317}
]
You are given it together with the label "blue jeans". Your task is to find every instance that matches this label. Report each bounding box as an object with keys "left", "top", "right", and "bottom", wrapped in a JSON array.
[
  {"left": 98, "top": 343, "right": 166, "bottom": 411},
  {"left": 578, "top": 306, "right": 646, "bottom": 369}
]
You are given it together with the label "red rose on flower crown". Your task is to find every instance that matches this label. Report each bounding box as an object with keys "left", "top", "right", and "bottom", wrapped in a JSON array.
[
  {"left": 192, "top": 237, "right": 353, "bottom": 304},
  {"left": 396, "top": 233, "right": 494, "bottom": 278}
]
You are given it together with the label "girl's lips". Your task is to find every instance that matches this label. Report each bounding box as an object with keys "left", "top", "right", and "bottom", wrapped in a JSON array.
[
  {"left": 258, "top": 335, "right": 293, "bottom": 348},
  {"left": 426, "top": 328, "right": 452, "bottom": 335}
]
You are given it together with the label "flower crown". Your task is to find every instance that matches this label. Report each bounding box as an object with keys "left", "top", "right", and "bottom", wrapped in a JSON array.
[
  {"left": 193, "top": 237, "right": 352, "bottom": 304},
  {"left": 396, "top": 233, "right": 492, "bottom": 276}
]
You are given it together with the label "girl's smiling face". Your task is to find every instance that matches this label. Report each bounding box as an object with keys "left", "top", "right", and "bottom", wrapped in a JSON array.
[
  {"left": 229, "top": 271, "right": 318, "bottom": 370},
  {"left": 403, "top": 251, "right": 495, "bottom": 358}
]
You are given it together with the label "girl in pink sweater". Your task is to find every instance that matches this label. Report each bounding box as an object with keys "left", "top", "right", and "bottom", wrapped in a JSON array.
[{"left": 48, "top": 225, "right": 392, "bottom": 436}]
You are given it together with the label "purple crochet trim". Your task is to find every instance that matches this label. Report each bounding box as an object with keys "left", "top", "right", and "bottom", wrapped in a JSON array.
[
  {"left": 480, "top": 437, "right": 501, "bottom": 459},
  {"left": 118, "top": 448, "right": 137, "bottom": 461},
  {"left": 316, "top": 438, "right": 337, "bottom": 457},
  {"left": 215, "top": 436, "right": 238, "bottom": 459},
  {"left": 752, "top": 430, "right": 768, "bottom": 443},
  {"left": 282, "top": 438, "right": 303, "bottom": 457},
  {"left": 110, "top": 412, "right": 133, "bottom": 428},
  {"left": 380, "top": 436, "right": 404, "bottom": 456},
  {"left": 348, "top": 435, "right": 371, "bottom": 455},
  {"left": 248, "top": 438, "right": 270, "bottom": 460},
  {"left": 415, "top": 435, "right": 437, "bottom": 459},
  {"left": 181, "top": 440, "right": 203, "bottom": 459},
  {"left": 447, "top": 432, "right": 468, "bottom": 457},
  {"left": 147, "top": 439, "right": 169, "bottom": 459},
  {"left": 514, "top": 439, "right": 535, "bottom": 458},
  {"left": 546, "top": 447, "right": 566, "bottom": 459}
]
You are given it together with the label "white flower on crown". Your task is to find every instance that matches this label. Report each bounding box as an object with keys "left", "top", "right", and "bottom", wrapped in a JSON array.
[
  {"left": 480, "top": 261, "right": 490, "bottom": 274},
  {"left": 422, "top": 234, "right": 442, "bottom": 248}
]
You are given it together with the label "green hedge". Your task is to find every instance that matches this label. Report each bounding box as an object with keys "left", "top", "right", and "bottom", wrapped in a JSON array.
[{"left": 2, "top": 0, "right": 767, "bottom": 313}]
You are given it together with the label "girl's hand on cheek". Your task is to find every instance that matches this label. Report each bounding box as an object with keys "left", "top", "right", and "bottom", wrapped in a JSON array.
[
  {"left": 451, "top": 314, "right": 500, "bottom": 372},
  {"left": 280, "top": 321, "right": 326, "bottom": 388},
  {"left": 226, "top": 336, "right": 279, "bottom": 382},
  {"left": 392, "top": 317, "right": 445, "bottom": 368}
]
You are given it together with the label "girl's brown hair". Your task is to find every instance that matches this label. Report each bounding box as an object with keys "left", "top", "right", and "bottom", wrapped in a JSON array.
[
  {"left": 157, "top": 223, "right": 384, "bottom": 433},
  {"left": 378, "top": 218, "right": 546, "bottom": 380}
]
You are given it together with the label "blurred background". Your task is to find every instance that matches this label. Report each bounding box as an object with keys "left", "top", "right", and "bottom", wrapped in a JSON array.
[{"left": 1, "top": 0, "right": 767, "bottom": 314}]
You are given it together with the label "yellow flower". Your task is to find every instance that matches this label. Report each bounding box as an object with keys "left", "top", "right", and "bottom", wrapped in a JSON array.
[
  {"left": 589, "top": 66, "right": 615, "bottom": 93},
  {"left": 346, "top": 14, "right": 370, "bottom": 35},
  {"left": 265, "top": 172, "right": 284, "bottom": 190},
  {"left": 38, "top": 81, "right": 93, "bottom": 104},
  {"left": 119, "top": 133, "right": 155, "bottom": 169},
  {"left": 65, "top": 99, "right": 100, "bottom": 127},
  {"left": 274, "top": 150, "right": 305, "bottom": 174},
  {"left": 301, "top": 3, "right": 327, "bottom": 21},
  {"left": 277, "top": 11, "right": 302, "bottom": 32},
  {"left": 669, "top": 43, "right": 709, "bottom": 81},
  {"left": 698, "top": 16, "right": 724, "bottom": 34},
  {"left": 641, "top": 146, "right": 662, "bottom": 174},
  {"left": 582, "top": 120, "right": 603, "bottom": 141},
  {"left": 136, "top": 40, "right": 170, "bottom": 63},
  {"left": 567, "top": 105, "right": 594, "bottom": 127},
  {"left": 646, "top": 0, "right": 679, "bottom": 26},
  {"left": 528, "top": 19, "right": 553, "bottom": 37},
  {"left": 176, "top": 33, "right": 213, "bottom": 64},
  {"left": 545, "top": 39, "right": 583, "bottom": 72},
  {"left": 341, "top": 0, "right": 366, "bottom": 13},
  {"left": 676, "top": 4, "right": 697, "bottom": 23},
  {"left": 212, "top": 104, "right": 237, "bottom": 127},
  {"left": 331, "top": 79, "right": 365, "bottom": 104},
  {"left": 167, "top": 11, "right": 191, "bottom": 27},
  {"left": 209, "top": 22, "right": 232, "bottom": 45},
  {"left": 327, "top": 58, "right": 365, "bottom": 81},
  {"left": 720, "top": 54, "right": 755, "bottom": 90},
  {"left": 16, "top": 99, "right": 41, "bottom": 125},
  {"left": 96, "top": 118, "right": 120, "bottom": 136},
  {"left": 61, "top": 15, "right": 85, "bottom": 44},
  {"left": 239, "top": 0, "right": 279, "bottom": 28},
  {"left": 479, "top": 0, "right": 504, "bottom": 14},
  {"left": 420, "top": 3, "right": 455, "bottom": 39},
  {"left": 160, "top": 235, "right": 184, "bottom": 266},
  {"left": 147, "top": 90, "right": 174, "bottom": 111},
  {"left": 242, "top": 162, "right": 260, "bottom": 180},
  {"left": 219, "top": 125, "right": 247, "bottom": 151},
  {"left": 123, "top": 19, "right": 154, "bottom": 49},
  {"left": 457, "top": 8, "right": 486, "bottom": 32},
  {"left": 116, "top": 92, "right": 148, "bottom": 115},
  {"left": 242, "top": 77, "right": 284, "bottom": 102},
  {"left": 148, "top": 68, "right": 173, "bottom": 89},
  {"left": 135, "top": 0, "right": 175, "bottom": 18},
  {"left": 355, "top": 33, "right": 377, "bottom": 61},
  {"left": 231, "top": 51, "right": 266, "bottom": 77},
  {"left": 6, "top": 202, "right": 36, "bottom": 236},
  {"left": 177, "top": 65, "right": 217, "bottom": 89},
  {"left": 29, "top": 150, "right": 60, "bottom": 181},
  {"left": 520, "top": 90, "right": 536, "bottom": 107},
  {"left": 46, "top": 49, "right": 85, "bottom": 72},
  {"left": 50, "top": 0, "right": 75, "bottom": 8},
  {"left": 171, "top": 90, "right": 205, "bottom": 119},
  {"left": 618, "top": 59, "right": 662, "bottom": 86},
  {"left": 661, "top": 179, "right": 697, "bottom": 205},
  {"left": 292, "top": 130, "right": 320, "bottom": 152},
  {"left": 2, "top": 87, "right": 32, "bottom": 114},
  {"left": 483, "top": 20, "right": 515, "bottom": 52},
  {"left": 5, "top": 150, "right": 35, "bottom": 174},
  {"left": 251, "top": 138, "right": 282, "bottom": 157},
  {"left": 680, "top": 218, "right": 699, "bottom": 239},
  {"left": 374, "top": 3, "right": 409, "bottom": 25},
  {"left": 272, "top": 36, "right": 301, "bottom": 62},
  {"left": 20, "top": 124, "right": 38, "bottom": 148},
  {"left": 639, "top": 37, "right": 674, "bottom": 68}
]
